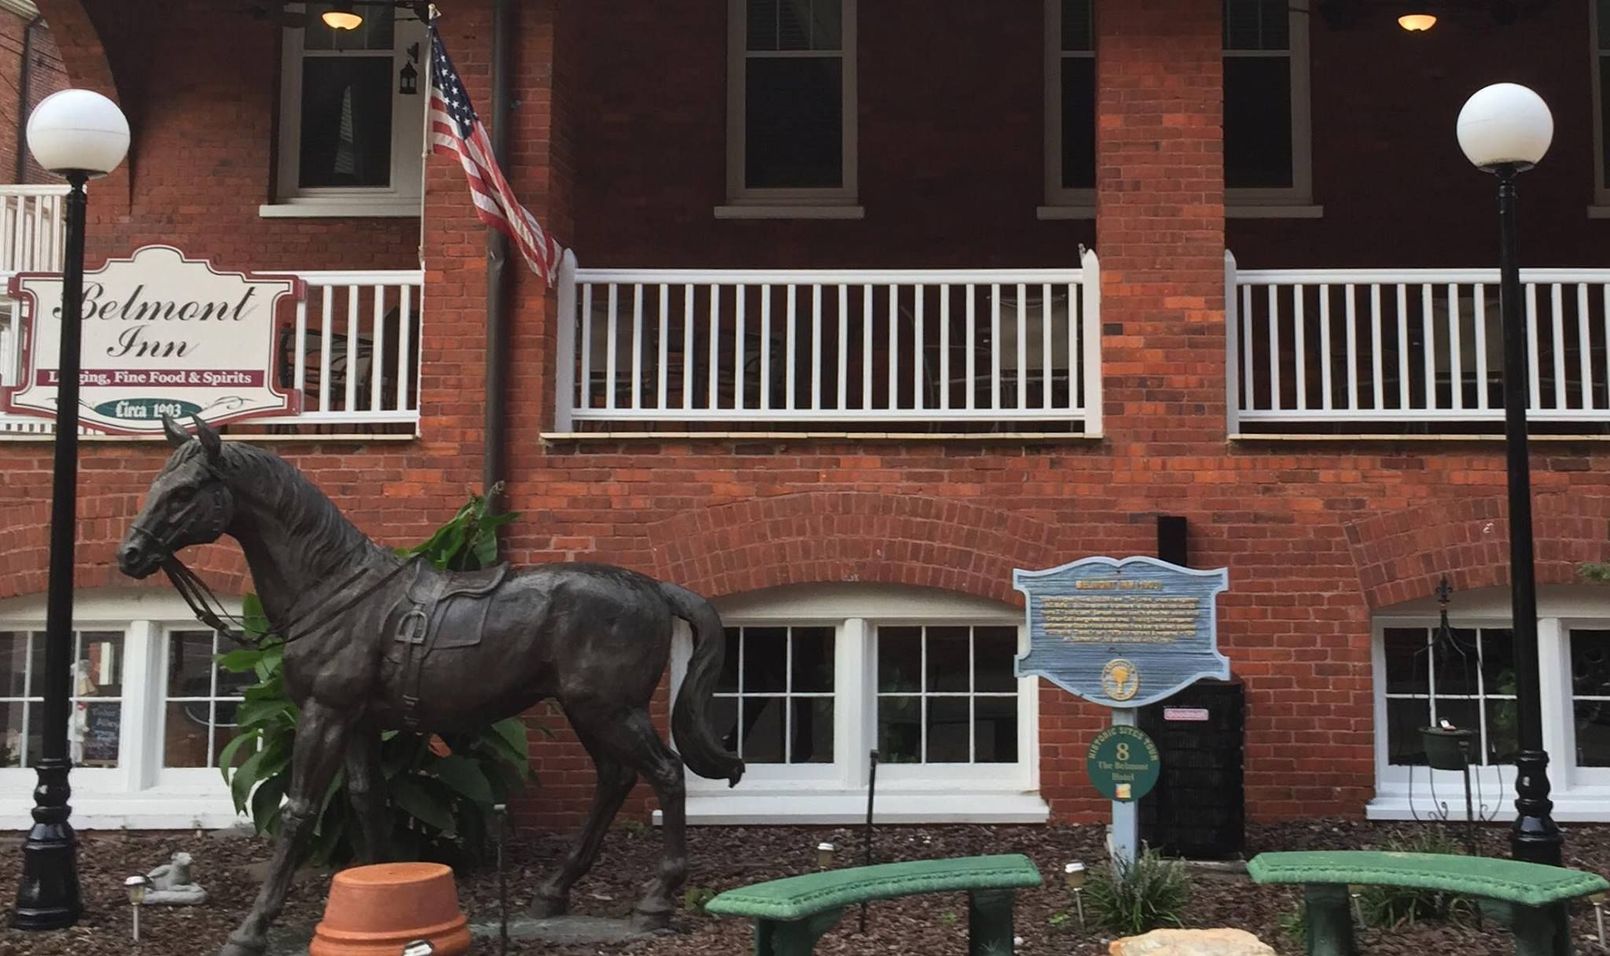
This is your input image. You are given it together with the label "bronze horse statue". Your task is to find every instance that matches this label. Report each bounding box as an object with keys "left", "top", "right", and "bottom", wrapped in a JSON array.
[{"left": 116, "top": 417, "right": 744, "bottom": 956}]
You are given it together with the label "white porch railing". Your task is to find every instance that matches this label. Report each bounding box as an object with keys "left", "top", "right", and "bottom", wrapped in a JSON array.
[
  {"left": 0, "top": 268, "right": 424, "bottom": 436},
  {"left": 554, "top": 250, "right": 1103, "bottom": 434},
  {"left": 1227, "top": 252, "right": 1610, "bottom": 435},
  {"left": 0, "top": 185, "right": 67, "bottom": 274}
]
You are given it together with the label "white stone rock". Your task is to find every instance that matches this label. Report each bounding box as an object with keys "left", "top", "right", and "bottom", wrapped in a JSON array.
[{"left": 1108, "top": 928, "right": 1275, "bottom": 956}]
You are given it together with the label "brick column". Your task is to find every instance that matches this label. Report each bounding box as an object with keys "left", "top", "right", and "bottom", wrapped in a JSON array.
[{"left": 1094, "top": 0, "right": 1225, "bottom": 443}]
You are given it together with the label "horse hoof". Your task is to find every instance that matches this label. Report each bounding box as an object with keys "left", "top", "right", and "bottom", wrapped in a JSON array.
[
  {"left": 630, "top": 907, "right": 672, "bottom": 933},
  {"left": 528, "top": 894, "right": 568, "bottom": 919},
  {"left": 218, "top": 935, "right": 267, "bottom": 956}
]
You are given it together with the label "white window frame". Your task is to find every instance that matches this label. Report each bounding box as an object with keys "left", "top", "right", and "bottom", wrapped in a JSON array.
[
  {"left": 1223, "top": 0, "right": 1314, "bottom": 209},
  {"left": 1042, "top": 0, "right": 1095, "bottom": 213},
  {"left": 269, "top": 3, "right": 427, "bottom": 218},
  {"left": 668, "top": 584, "right": 1045, "bottom": 824},
  {"left": 722, "top": 0, "right": 860, "bottom": 214},
  {"left": 0, "top": 589, "right": 244, "bottom": 829},
  {"left": 1369, "top": 585, "right": 1610, "bottom": 822}
]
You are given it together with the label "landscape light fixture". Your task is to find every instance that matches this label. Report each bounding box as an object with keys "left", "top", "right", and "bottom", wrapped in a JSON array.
[
  {"left": 1457, "top": 81, "right": 1561, "bottom": 865},
  {"left": 1064, "top": 862, "right": 1087, "bottom": 930},
  {"left": 123, "top": 876, "right": 151, "bottom": 943},
  {"left": 816, "top": 842, "right": 837, "bottom": 869},
  {"left": 11, "top": 87, "right": 129, "bottom": 933},
  {"left": 323, "top": 0, "right": 363, "bottom": 30},
  {"left": 1398, "top": 12, "right": 1437, "bottom": 30}
]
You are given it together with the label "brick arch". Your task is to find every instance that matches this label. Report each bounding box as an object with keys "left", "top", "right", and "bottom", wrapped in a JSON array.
[
  {"left": 1344, "top": 493, "right": 1610, "bottom": 609},
  {"left": 31, "top": 1, "right": 121, "bottom": 104},
  {"left": 0, "top": 490, "right": 246, "bottom": 603},
  {"left": 646, "top": 492, "right": 1059, "bottom": 603}
]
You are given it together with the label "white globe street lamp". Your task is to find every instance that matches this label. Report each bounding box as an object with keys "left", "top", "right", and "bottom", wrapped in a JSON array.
[
  {"left": 10, "top": 88, "right": 129, "bottom": 932},
  {"left": 1457, "top": 82, "right": 1562, "bottom": 867}
]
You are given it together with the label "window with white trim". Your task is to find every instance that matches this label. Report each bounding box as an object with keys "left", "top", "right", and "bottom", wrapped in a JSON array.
[
  {"left": 1594, "top": 0, "right": 1610, "bottom": 203},
  {"left": 1044, "top": 0, "right": 1095, "bottom": 206},
  {"left": 1380, "top": 625, "right": 1517, "bottom": 767},
  {"left": 1223, "top": 0, "right": 1311, "bottom": 203},
  {"left": 163, "top": 629, "right": 252, "bottom": 769},
  {"left": 726, "top": 0, "right": 858, "bottom": 204},
  {"left": 672, "top": 585, "right": 1045, "bottom": 824},
  {"left": 275, "top": 3, "right": 427, "bottom": 212},
  {"left": 0, "top": 629, "right": 124, "bottom": 768}
]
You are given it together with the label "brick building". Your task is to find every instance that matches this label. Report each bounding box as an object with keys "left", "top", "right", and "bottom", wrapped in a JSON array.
[{"left": 3, "top": 0, "right": 1610, "bottom": 833}]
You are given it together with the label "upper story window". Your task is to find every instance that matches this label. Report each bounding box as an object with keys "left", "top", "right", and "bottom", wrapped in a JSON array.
[
  {"left": 1223, "top": 0, "right": 1312, "bottom": 204},
  {"left": 273, "top": 3, "right": 426, "bottom": 216},
  {"left": 1594, "top": 1, "right": 1610, "bottom": 204},
  {"left": 726, "top": 0, "right": 858, "bottom": 207},
  {"left": 1044, "top": 0, "right": 1095, "bottom": 207}
]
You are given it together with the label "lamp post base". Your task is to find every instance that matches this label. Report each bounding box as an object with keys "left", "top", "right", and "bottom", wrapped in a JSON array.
[
  {"left": 11, "top": 758, "right": 81, "bottom": 930},
  {"left": 1511, "top": 748, "right": 1563, "bottom": 866}
]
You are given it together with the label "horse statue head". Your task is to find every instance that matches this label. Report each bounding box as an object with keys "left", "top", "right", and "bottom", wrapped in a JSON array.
[{"left": 117, "top": 414, "right": 234, "bottom": 579}]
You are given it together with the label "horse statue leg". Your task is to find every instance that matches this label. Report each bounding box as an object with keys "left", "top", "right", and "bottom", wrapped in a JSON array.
[
  {"left": 530, "top": 725, "right": 639, "bottom": 917},
  {"left": 343, "top": 723, "right": 390, "bottom": 863},
  {"left": 560, "top": 702, "right": 689, "bottom": 930},
  {"left": 219, "top": 700, "right": 355, "bottom": 956}
]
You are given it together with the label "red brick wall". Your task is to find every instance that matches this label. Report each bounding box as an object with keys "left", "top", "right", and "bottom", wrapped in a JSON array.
[
  {"left": 9, "top": 0, "right": 1610, "bottom": 837},
  {"left": 0, "top": 10, "right": 69, "bottom": 185}
]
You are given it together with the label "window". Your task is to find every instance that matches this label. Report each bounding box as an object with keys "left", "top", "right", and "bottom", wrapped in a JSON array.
[
  {"left": 876, "top": 625, "right": 1019, "bottom": 764},
  {"left": 726, "top": 0, "right": 858, "bottom": 205},
  {"left": 274, "top": 3, "right": 427, "bottom": 214},
  {"left": 1381, "top": 626, "right": 1517, "bottom": 767},
  {"left": 164, "top": 630, "right": 252, "bottom": 769},
  {"left": 711, "top": 626, "right": 835, "bottom": 764},
  {"left": 1044, "top": 0, "right": 1095, "bottom": 207},
  {"left": 1223, "top": 0, "right": 1311, "bottom": 203},
  {"left": 671, "top": 585, "right": 1045, "bottom": 824},
  {"left": 0, "top": 630, "right": 124, "bottom": 768}
]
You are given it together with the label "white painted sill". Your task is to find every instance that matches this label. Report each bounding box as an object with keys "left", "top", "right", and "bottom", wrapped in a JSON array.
[
  {"left": 657, "top": 790, "right": 1051, "bottom": 826},
  {"left": 1587, "top": 205, "right": 1610, "bottom": 219},
  {"left": 259, "top": 201, "right": 421, "bottom": 219},
  {"left": 715, "top": 204, "right": 865, "bottom": 220},
  {"left": 1036, "top": 206, "right": 1096, "bottom": 221},
  {"left": 1226, "top": 204, "right": 1324, "bottom": 219},
  {"left": 0, "top": 792, "right": 244, "bottom": 830}
]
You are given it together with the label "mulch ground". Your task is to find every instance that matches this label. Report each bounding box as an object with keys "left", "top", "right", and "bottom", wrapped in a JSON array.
[{"left": 0, "top": 819, "right": 1607, "bottom": 955}]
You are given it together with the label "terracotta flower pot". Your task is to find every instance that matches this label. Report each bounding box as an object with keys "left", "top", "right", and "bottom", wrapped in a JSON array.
[{"left": 309, "top": 862, "right": 472, "bottom": 956}]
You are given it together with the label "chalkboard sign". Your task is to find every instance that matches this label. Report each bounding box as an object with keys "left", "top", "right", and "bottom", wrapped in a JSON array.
[
  {"left": 80, "top": 702, "right": 120, "bottom": 765},
  {"left": 1014, "top": 556, "right": 1230, "bottom": 709}
]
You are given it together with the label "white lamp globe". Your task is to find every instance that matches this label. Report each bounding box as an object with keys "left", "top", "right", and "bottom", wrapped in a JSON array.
[
  {"left": 26, "top": 89, "right": 130, "bottom": 177},
  {"left": 1457, "top": 83, "right": 1554, "bottom": 170}
]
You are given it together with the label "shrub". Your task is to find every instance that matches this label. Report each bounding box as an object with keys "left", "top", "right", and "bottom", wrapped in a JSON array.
[
  {"left": 220, "top": 488, "right": 532, "bottom": 867},
  {"left": 1085, "top": 847, "right": 1191, "bottom": 936},
  {"left": 1358, "top": 828, "right": 1477, "bottom": 929}
]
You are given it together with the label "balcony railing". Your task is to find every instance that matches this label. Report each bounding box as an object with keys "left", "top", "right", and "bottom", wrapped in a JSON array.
[
  {"left": 0, "top": 268, "right": 424, "bottom": 437},
  {"left": 0, "top": 185, "right": 68, "bottom": 275},
  {"left": 553, "top": 251, "right": 1103, "bottom": 435},
  {"left": 1227, "top": 253, "right": 1610, "bottom": 436}
]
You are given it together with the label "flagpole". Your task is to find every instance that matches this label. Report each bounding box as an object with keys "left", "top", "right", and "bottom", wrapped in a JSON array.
[{"left": 416, "top": 3, "right": 439, "bottom": 269}]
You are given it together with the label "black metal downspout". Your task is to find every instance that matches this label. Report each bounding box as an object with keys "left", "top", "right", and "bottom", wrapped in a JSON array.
[
  {"left": 15, "top": 15, "right": 40, "bottom": 183},
  {"left": 484, "top": 0, "right": 512, "bottom": 517}
]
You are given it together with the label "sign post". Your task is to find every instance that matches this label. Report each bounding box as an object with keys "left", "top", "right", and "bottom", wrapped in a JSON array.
[{"left": 1015, "top": 555, "right": 1230, "bottom": 866}]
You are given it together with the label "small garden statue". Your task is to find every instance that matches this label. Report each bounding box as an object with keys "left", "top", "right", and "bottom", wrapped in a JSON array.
[{"left": 144, "top": 852, "right": 208, "bottom": 906}]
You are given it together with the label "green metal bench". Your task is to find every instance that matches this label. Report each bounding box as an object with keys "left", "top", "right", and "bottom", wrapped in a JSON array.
[
  {"left": 1248, "top": 850, "right": 1610, "bottom": 956},
  {"left": 704, "top": 853, "right": 1043, "bottom": 956}
]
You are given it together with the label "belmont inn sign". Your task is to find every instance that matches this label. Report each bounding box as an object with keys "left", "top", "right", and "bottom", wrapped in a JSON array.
[{"left": 2, "top": 245, "right": 300, "bottom": 434}]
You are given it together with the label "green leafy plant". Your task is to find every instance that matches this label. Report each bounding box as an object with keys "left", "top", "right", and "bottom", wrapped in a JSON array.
[
  {"left": 1085, "top": 847, "right": 1191, "bottom": 936},
  {"left": 220, "top": 489, "right": 533, "bottom": 867},
  {"left": 682, "top": 885, "right": 718, "bottom": 913},
  {"left": 1046, "top": 910, "right": 1074, "bottom": 935},
  {"left": 1275, "top": 901, "right": 1307, "bottom": 949},
  {"left": 1359, "top": 829, "right": 1477, "bottom": 929}
]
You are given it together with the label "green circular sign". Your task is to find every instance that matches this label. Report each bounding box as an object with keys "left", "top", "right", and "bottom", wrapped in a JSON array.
[{"left": 1085, "top": 725, "right": 1160, "bottom": 802}]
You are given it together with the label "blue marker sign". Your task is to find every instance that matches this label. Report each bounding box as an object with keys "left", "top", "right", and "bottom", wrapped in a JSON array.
[{"left": 1014, "top": 556, "right": 1230, "bottom": 709}]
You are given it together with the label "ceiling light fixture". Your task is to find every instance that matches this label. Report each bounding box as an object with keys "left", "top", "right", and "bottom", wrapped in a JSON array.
[
  {"left": 1398, "top": 12, "right": 1437, "bottom": 30},
  {"left": 322, "top": 1, "right": 363, "bottom": 30}
]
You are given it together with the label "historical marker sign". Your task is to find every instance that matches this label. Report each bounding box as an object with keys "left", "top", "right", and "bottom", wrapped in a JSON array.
[
  {"left": 1085, "top": 725, "right": 1160, "bottom": 802},
  {"left": 1014, "top": 555, "right": 1230, "bottom": 708},
  {"left": 2, "top": 244, "right": 302, "bottom": 435}
]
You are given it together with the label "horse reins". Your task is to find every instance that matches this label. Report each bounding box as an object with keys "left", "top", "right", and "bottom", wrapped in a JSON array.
[{"left": 155, "top": 546, "right": 414, "bottom": 649}]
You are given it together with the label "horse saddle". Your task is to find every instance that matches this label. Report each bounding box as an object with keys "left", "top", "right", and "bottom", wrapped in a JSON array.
[{"left": 390, "top": 559, "right": 510, "bottom": 725}]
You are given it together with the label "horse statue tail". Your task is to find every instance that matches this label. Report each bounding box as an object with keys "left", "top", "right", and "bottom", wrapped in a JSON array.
[{"left": 661, "top": 582, "right": 745, "bottom": 787}]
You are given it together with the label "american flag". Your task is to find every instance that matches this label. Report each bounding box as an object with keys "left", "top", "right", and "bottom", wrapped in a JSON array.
[{"left": 428, "top": 27, "right": 564, "bottom": 285}]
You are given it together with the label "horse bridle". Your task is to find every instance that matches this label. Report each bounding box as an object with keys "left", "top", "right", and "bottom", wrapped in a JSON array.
[{"left": 131, "top": 472, "right": 412, "bottom": 649}]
